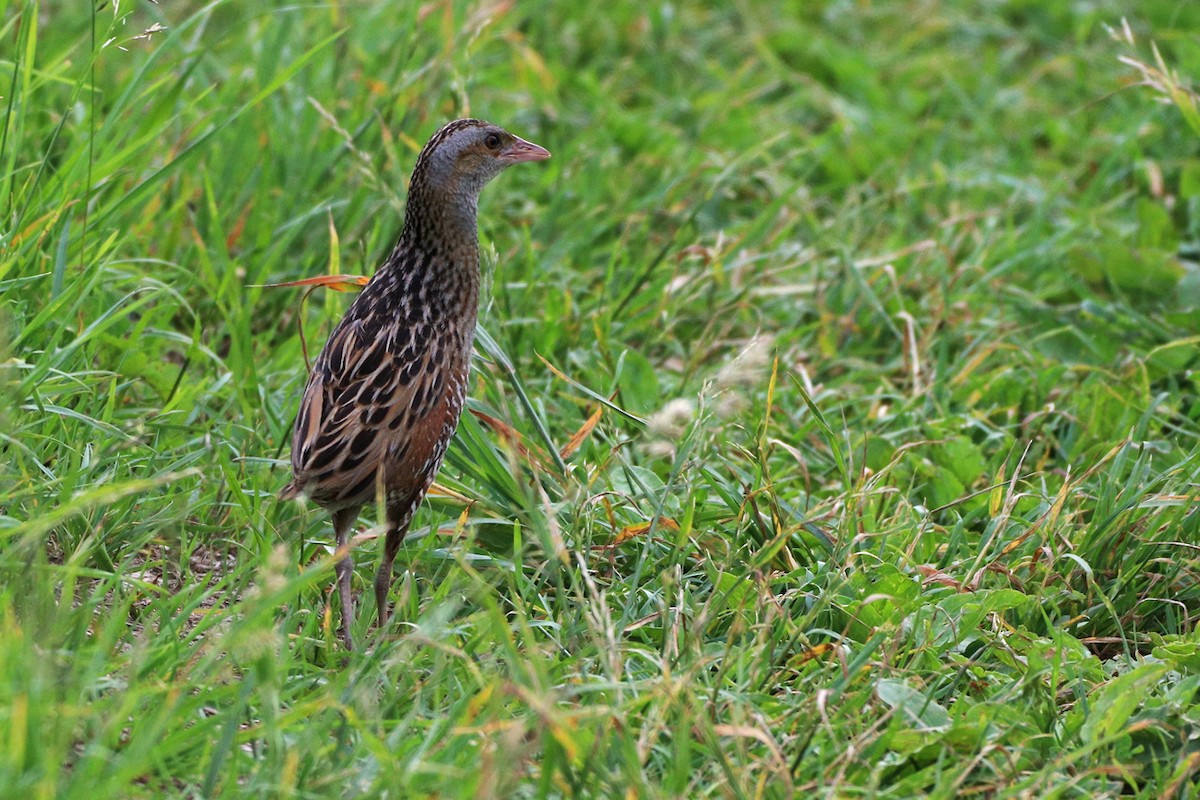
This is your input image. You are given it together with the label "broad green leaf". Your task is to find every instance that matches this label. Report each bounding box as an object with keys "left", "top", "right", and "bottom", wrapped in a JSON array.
[
  {"left": 1080, "top": 663, "right": 1171, "bottom": 744},
  {"left": 876, "top": 678, "right": 951, "bottom": 732}
]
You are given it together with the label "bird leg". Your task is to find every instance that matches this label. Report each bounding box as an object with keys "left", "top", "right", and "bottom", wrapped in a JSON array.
[
  {"left": 331, "top": 507, "right": 359, "bottom": 650},
  {"left": 375, "top": 517, "right": 410, "bottom": 631}
]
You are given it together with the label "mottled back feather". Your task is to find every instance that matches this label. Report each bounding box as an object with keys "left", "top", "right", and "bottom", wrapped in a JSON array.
[{"left": 284, "top": 240, "right": 477, "bottom": 520}]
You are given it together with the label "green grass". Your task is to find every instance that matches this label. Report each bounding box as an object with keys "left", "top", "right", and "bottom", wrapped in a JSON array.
[{"left": 3, "top": 0, "right": 1200, "bottom": 796}]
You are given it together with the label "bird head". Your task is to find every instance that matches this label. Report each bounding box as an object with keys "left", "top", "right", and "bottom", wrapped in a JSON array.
[{"left": 413, "top": 119, "right": 551, "bottom": 203}]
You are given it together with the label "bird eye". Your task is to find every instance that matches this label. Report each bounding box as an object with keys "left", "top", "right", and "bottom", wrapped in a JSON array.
[{"left": 484, "top": 133, "right": 502, "bottom": 150}]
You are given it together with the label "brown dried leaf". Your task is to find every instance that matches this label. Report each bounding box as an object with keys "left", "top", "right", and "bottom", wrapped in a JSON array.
[
  {"left": 593, "top": 517, "right": 680, "bottom": 550},
  {"left": 225, "top": 199, "right": 254, "bottom": 252},
  {"left": 469, "top": 409, "right": 551, "bottom": 469},
  {"left": 560, "top": 406, "right": 602, "bottom": 459},
  {"left": 790, "top": 642, "right": 835, "bottom": 666},
  {"left": 915, "top": 564, "right": 972, "bottom": 592}
]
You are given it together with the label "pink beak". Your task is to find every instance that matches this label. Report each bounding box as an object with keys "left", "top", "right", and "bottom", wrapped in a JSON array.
[{"left": 501, "top": 135, "right": 551, "bottom": 164}]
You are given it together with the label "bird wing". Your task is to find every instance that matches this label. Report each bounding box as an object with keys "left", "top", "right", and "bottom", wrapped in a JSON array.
[{"left": 286, "top": 309, "right": 458, "bottom": 512}]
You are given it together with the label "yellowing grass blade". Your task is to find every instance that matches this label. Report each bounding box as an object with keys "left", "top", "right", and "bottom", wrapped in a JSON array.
[
  {"left": 426, "top": 482, "right": 475, "bottom": 504},
  {"left": 253, "top": 274, "right": 370, "bottom": 292}
]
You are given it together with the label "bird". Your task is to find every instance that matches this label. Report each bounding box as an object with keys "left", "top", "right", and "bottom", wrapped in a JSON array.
[{"left": 281, "top": 118, "right": 550, "bottom": 648}]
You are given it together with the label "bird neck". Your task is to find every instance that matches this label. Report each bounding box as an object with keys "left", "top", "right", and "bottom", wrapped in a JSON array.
[
  {"left": 399, "top": 165, "right": 485, "bottom": 247},
  {"left": 379, "top": 213, "right": 480, "bottom": 326},
  {"left": 383, "top": 164, "right": 485, "bottom": 321}
]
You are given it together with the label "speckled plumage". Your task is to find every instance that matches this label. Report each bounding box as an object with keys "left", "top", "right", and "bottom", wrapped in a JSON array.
[{"left": 282, "top": 119, "right": 550, "bottom": 648}]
